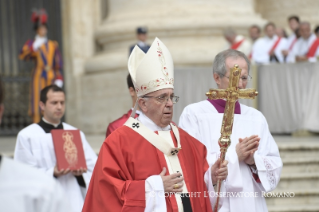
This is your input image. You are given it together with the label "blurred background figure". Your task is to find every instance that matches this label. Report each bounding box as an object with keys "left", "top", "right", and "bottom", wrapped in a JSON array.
[
  {"left": 105, "top": 74, "right": 139, "bottom": 138},
  {"left": 249, "top": 25, "right": 261, "bottom": 43},
  {"left": 248, "top": 25, "right": 261, "bottom": 60},
  {"left": 252, "top": 22, "right": 287, "bottom": 64},
  {"left": 224, "top": 28, "right": 251, "bottom": 56},
  {"left": 276, "top": 27, "right": 288, "bottom": 38},
  {"left": 19, "top": 9, "right": 63, "bottom": 123},
  {"left": 282, "top": 15, "right": 300, "bottom": 60},
  {"left": 287, "top": 21, "right": 319, "bottom": 62},
  {"left": 314, "top": 25, "right": 319, "bottom": 38},
  {"left": 129, "top": 27, "right": 150, "bottom": 55}
]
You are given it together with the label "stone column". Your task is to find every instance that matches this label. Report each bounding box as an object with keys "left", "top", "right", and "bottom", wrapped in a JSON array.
[{"left": 61, "top": 0, "right": 101, "bottom": 129}]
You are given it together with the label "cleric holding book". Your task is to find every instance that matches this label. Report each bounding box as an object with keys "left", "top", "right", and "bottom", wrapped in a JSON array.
[
  {"left": 14, "top": 85, "right": 97, "bottom": 212},
  {"left": 82, "top": 37, "right": 228, "bottom": 212}
]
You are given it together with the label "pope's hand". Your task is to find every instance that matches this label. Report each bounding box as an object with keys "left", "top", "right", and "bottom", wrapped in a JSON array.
[
  {"left": 160, "top": 167, "right": 184, "bottom": 193},
  {"left": 236, "top": 135, "right": 260, "bottom": 164},
  {"left": 211, "top": 158, "right": 228, "bottom": 185},
  {"left": 54, "top": 165, "right": 71, "bottom": 177},
  {"left": 72, "top": 167, "right": 87, "bottom": 176}
]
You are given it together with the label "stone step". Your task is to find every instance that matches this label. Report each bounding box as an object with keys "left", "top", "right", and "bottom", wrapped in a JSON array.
[
  {"left": 280, "top": 150, "right": 319, "bottom": 160},
  {"left": 268, "top": 205, "right": 319, "bottom": 212},
  {"left": 281, "top": 158, "right": 319, "bottom": 174},
  {"left": 276, "top": 172, "right": 319, "bottom": 190},
  {"left": 265, "top": 188, "right": 319, "bottom": 206}
]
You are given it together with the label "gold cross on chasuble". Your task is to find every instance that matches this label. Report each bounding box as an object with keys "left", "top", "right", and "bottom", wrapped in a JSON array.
[{"left": 206, "top": 64, "right": 258, "bottom": 212}]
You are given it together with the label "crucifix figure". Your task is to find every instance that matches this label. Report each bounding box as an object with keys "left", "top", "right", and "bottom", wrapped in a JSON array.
[{"left": 206, "top": 64, "right": 258, "bottom": 212}]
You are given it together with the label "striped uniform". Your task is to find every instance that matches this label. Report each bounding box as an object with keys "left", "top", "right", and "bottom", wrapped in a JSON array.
[{"left": 19, "top": 39, "right": 63, "bottom": 123}]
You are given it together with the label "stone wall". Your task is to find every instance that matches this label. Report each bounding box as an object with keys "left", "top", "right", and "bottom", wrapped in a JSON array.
[{"left": 62, "top": 0, "right": 318, "bottom": 134}]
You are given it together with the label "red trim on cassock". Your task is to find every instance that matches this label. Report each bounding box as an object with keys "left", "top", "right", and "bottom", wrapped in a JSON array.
[
  {"left": 231, "top": 39, "right": 245, "bottom": 50},
  {"left": 250, "top": 169, "right": 261, "bottom": 183},
  {"left": 306, "top": 38, "right": 319, "bottom": 58},
  {"left": 268, "top": 37, "right": 281, "bottom": 55}
]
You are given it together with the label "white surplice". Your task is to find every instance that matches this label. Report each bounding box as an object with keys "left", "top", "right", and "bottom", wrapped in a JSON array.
[
  {"left": 287, "top": 33, "right": 319, "bottom": 63},
  {"left": 252, "top": 35, "right": 287, "bottom": 64},
  {"left": 0, "top": 156, "right": 71, "bottom": 212},
  {"left": 285, "top": 34, "right": 297, "bottom": 51},
  {"left": 179, "top": 100, "right": 282, "bottom": 212},
  {"left": 225, "top": 35, "right": 252, "bottom": 56},
  {"left": 14, "top": 123, "right": 97, "bottom": 212}
]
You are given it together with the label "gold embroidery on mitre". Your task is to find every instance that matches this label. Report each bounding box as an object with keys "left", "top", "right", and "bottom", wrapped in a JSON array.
[
  {"left": 62, "top": 132, "right": 78, "bottom": 167},
  {"left": 138, "top": 41, "right": 174, "bottom": 94}
]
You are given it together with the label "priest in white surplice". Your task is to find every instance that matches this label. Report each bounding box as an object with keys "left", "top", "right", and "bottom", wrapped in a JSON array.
[
  {"left": 287, "top": 22, "right": 319, "bottom": 63},
  {"left": 281, "top": 16, "right": 300, "bottom": 61},
  {"left": 224, "top": 28, "right": 251, "bottom": 56},
  {"left": 252, "top": 22, "right": 287, "bottom": 64},
  {"left": 179, "top": 49, "right": 283, "bottom": 212},
  {"left": 14, "top": 85, "right": 97, "bottom": 212}
]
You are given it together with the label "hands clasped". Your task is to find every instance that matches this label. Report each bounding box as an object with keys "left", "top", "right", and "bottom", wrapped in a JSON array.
[{"left": 236, "top": 135, "right": 260, "bottom": 165}]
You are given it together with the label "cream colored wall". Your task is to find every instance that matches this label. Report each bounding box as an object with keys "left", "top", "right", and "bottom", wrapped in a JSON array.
[{"left": 256, "top": 0, "right": 319, "bottom": 33}]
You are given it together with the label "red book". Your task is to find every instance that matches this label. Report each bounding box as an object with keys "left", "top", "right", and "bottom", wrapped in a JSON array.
[{"left": 51, "top": 129, "right": 87, "bottom": 170}]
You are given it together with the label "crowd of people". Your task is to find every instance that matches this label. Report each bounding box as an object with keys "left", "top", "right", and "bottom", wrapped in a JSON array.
[
  {"left": 1, "top": 36, "right": 282, "bottom": 212},
  {"left": 224, "top": 15, "right": 319, "bottom": 64},
  {"left": 6, "top": 10, "right": 315, "bottom": 212}
]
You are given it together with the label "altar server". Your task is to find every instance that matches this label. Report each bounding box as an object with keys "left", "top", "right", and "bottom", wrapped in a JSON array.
[{"left": 14, "top": 85, "right": 97, "bottom": 212}]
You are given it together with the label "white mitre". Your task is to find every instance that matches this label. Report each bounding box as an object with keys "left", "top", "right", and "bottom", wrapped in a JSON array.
[{"left": 128, "top": 37, "right": 174, "bottom": 97}]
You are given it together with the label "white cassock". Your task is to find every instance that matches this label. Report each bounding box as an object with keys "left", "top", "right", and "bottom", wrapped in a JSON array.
[
  {"left": 287, "top": 33, "right": 319, "bottom": 63},
  {"left": 179, "top": 100, "right": 283, "bottom": 212},
  {"left": 0, "top": 156, "right": 71, "bottom": 212},
  {"left": 252, "top": 35, "right": 287, "bottom": 64},
  {"left": 14, "top": 122, "right": 97, "bottom": 212},
  {"left": 225, "top": 35, "right": 252, "bottom": 56}
]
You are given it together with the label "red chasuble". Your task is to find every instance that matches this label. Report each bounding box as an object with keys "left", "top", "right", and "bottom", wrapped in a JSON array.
[{"left": 82, "top": 126, "right": 213, "bottom": 212}]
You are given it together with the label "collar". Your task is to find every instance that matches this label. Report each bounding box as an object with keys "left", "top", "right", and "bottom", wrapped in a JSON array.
[
  {"left": 34, "top": 35, "right": 48, "bottom": 41},
  {"left": 38, "top": 118, "right": 63, "bottom": 133},
  {"left": 43, "top": 118, "right": 60, "bottom": 128},
  {"left": 137, "top": 112, "right": 171, "bottom": 131},
  {"left": 207, "top": 99, "right": 241, "bottom": 114}
]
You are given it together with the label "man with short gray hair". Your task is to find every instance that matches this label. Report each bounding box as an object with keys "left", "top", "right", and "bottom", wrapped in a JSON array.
[{"left": 179, "top": 49, "right": 282, "bottom": 212}]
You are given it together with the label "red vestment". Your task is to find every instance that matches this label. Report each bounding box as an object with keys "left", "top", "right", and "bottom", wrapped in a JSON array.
[
  {"left": 82, "top": 126, "right": 213, "bottom": 212},
  {"left": 106, "top": 109, "right": 133, "bottom": 138}
]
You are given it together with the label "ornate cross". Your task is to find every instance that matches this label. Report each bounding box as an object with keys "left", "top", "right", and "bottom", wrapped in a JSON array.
[{"left": 206, "top": 64, "right": 258, "bottom": 212}]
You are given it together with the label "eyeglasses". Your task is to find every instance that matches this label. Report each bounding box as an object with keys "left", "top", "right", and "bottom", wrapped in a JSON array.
[
  {"left": 142, "top": 95, "right": 180, "bottom": 104},
  {"left": 220, "top": 74, "right": 252, "bottom": 82}
]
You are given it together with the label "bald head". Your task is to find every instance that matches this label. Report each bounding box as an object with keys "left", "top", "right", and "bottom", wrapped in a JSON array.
[{"left": 300, "top": 22, "right": 311, "bottom": 39}]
